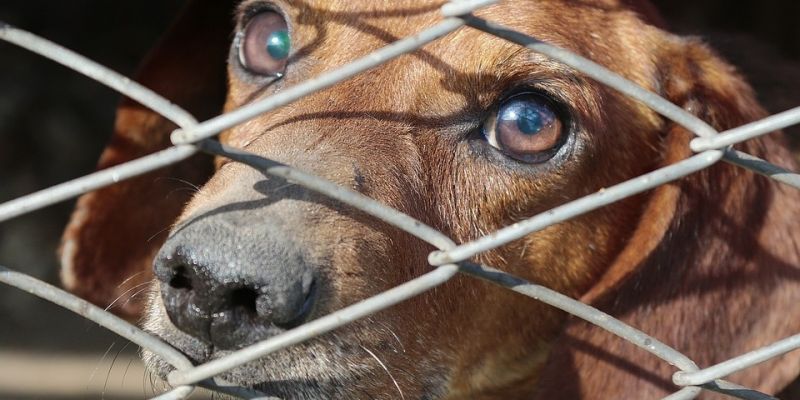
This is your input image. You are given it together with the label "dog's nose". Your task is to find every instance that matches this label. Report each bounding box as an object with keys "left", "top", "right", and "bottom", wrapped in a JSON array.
[{"left": 153, "top": 213, "right": 317, "bottom": 349}]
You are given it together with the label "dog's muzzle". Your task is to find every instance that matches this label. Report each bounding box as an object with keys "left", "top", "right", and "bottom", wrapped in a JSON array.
[{"left": 153, "top": 210, "right": 317, "bottom": 350}]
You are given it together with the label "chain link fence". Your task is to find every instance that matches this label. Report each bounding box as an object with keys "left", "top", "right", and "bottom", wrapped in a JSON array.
[{"left": 1, "top": 0, "right": 800, "bottom": 399}]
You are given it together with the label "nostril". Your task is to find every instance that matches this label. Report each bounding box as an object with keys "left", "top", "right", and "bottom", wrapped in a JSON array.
[
  {"left": 303, "top": 279, "right": 317, "bottom": 311},
  {"left": 274, "top": 278, "right": 317, "bottom": 330},
  {"left": 168, "top": 265, "right": 193, "bottom": 290},
  {"left": 229, "top": 287, "right": 258, "bottom": 314}
]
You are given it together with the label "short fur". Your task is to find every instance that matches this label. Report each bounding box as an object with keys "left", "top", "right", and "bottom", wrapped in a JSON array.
[{"left": 61, "top": 1, "right": 800, "bottom": 398}]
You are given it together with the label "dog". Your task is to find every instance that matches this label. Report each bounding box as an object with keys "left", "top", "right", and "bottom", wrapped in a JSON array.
[{"left": 59, "top": 0, "right": 800, "bottom": 398}]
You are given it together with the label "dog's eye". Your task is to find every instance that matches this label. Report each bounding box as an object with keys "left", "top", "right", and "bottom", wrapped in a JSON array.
[
  {"left": 238, "top": 11, "right": 290, "bottom": 77},
  {"left": 484, "top": 94, "right": 565, "bottom": 163}
]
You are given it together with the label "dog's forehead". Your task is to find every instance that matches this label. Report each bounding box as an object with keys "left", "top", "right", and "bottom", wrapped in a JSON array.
[
  {"left": 269, "top": 0, "right": 657, "bottom": 33},
  {"left": 269, "top": 0, "right": 659, "bottom": 15},
  {"left": 235, "top": 0, "right": 659, "bottom": 90},
  {"left": 361, "top": 5, "right": 645, "bottom": 94},
  {"left": 224, "top": 0, "right": 663, "bottom": 144}
]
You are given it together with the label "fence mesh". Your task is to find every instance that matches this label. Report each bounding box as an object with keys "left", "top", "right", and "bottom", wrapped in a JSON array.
[{"left": 2, "top": 1, "right": 800, "bottom": 399}]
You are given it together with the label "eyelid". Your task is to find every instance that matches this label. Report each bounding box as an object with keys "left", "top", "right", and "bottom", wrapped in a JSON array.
[
  {"left": 235, "top": 5, "right": 292, "bottom": 79},
  {"left": 497, "top": 81, "right": 574, "bottom": 114},
  {"left": 237, "top": 1, "right": 291, "bottom": 35},
  {"left": 499, "top": 90, "right": 572, "bottom": 131},
  {"left": 484, "top": 112, "right": 501, "bottom": 149}
]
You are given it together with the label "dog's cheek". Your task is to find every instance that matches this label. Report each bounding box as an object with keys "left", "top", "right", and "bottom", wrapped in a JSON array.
[{"left": 312, "top": 212, "right": 457, "bottom": 390}]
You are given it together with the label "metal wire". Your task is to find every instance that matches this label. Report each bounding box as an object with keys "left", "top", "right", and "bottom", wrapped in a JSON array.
[
  {"left": 0, "top": 22, "right": 199, "bottom": 223},
  {"left": 0, "top": 23, "right": 197, "bottom": 128},
  {"left": 674, "top": 333, "right": 800, "bottom": 387},
  {"left": 0, "top": 145, "right": 197, "bottom": 222},
  {"left": 459, "top": 15, "right": 719, "bottom": 139},
  {"left": 691, "top": 106, "right": 800, "bottom": 151},
  {"left": 194, "top": 140, "right": 457, "bottom": 251},
  {"left": 0, "top": 265, "right": 193, "bottom": 370},
  {"left": 169, "top": 17, "right": 473, "bottom": 145},
  {"left": 167, "top": 264, "right": 460, "bottom": 386},
  {"left": 2, "top": 1, "right": 800, "bottom": 399},
  {"left": 458, "top": 263, "right": 699, "bottom": 372},
  {"left": 427, "top": 150, "right": 723, "bottom": 266},
  {"left": 722, "top": 149, "right": 800, "bottom": 189}
]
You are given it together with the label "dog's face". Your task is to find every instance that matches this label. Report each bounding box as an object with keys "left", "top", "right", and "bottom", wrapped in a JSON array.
[
  {"left": 61, "top": 0, "right": 800, "bottom": 399},
  {"left": 142, "top": 1, "right": 677, "bottom": 397}
]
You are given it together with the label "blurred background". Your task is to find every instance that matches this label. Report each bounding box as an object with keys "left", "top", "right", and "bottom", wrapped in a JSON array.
[
  {"left": 0, "top": 2, "right": 184, "bottom": 399},
  {"left": 0, "top": 1, "right": 798, "bottom": 399}
]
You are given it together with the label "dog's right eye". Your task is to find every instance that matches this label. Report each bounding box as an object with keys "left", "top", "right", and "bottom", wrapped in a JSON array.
[
  {"left": 237, "top": 11, "right": 290, "bottom": 77},
  {"left": 483, "top": 93, "right": 566, "bottom": 164}
]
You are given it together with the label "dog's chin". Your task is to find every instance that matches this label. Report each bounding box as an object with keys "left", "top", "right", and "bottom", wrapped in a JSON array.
[
  {"left": 140, "top": 293, "right": 447, "bottom": 398},
  {"left": 141, "top": 328, "right": 371, "bottom": 399},
  {"left": 140, "top": 288, "right": 368, "bottom": 394}
]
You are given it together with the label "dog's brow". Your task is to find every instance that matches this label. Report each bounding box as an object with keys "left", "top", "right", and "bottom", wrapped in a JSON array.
[
  {"left": 235, "top": 0, "right": 281, "bottom": 23},
  {"left": 496, "top": 48, "right": 588, "bottom": 90}
]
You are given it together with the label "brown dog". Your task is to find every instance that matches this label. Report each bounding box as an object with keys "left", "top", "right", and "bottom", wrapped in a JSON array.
[{"left": 59, "top": 0, "right": 800, "bottom": 398}]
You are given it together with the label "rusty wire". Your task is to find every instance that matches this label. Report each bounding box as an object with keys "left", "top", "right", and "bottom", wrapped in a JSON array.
[{"left": 1, "top": 1, "right": 800, "bottom": 399}]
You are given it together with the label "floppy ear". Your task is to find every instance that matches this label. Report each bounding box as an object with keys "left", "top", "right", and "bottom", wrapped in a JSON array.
[
  {"left": 60, "top": 0, "right": 235, "bottom": 318},
  {"left": 534, "top": 39, "right": 800, "bottom": 397}
]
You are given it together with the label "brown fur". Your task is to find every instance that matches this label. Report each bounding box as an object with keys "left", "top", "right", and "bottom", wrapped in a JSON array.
[{"left": 61, "top": 1, "right": 800, "bottom": 398}]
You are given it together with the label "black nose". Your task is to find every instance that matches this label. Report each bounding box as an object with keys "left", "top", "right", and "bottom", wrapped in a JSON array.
[{"left": 153, "top": 212, "right": 317, "bottom": 350}]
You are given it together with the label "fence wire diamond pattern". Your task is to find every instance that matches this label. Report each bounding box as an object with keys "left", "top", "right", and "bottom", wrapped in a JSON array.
[{"left": 2, "top": 1, "right": 800, "bottom": 399}]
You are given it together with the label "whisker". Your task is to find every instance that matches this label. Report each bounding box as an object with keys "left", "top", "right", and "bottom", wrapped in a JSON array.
[
  {"left": 147, "top": 224, "right": 174, "bottom": 243},
  {"left": 116, "top": 270, "right": 147, "bottom": 289},
  {"left": 141, "top": 366, "right": 148, "bottom": 399},
  {"left": 360, "top": 345, "right": 405, "bottom": 400},
  {"left": 373, "top": 320, "right": 406, "bottom": 354},
  {"left": 119, "top": 285, "right": 154, "bottom": 309},
  {"left": 165, "top": 186, "right": 201, "bottom": 200},
  {"left": 104, "top": 341, "right": 131, "bottom": 399},
  {"left": 88, "top": 342, "right": 116, "bottom": 392},
  {"left": 105, "top": 281, "right": 153, "bottom": 312},
  {"left": 383, "top": 323, "right": 405, "bottom": 354},
  {"left": 121, "top": 357, "right": 134, "bottom": 393},
  {"left": 155, "top": 176, "right": 202, "bottom": 192},
  {"left": 148, "top": 369, "right": 157, "bottom": 397}
]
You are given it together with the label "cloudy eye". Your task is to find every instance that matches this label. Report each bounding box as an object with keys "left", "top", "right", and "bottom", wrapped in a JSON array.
[
  {"left": 238, "top": 11, "right": 290, "bottom": 77},
  {"left": 483, "top": 93, "right": 565, "bottom": 163}
]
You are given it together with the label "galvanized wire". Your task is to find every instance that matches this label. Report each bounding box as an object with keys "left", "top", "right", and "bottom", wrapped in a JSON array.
[
  {"left": 700, "top": 381, "right": 778, "bottom": 400},
  {"left": 0, "top": 145, "right": 197, "bottom": 222},
  {"left": 691, "top": 106, "right": 800, "bottom": 151},
  {"left": 0, "top": 265, "right": 193, "bottom": 370},
  {"left": 194, "top": 140, "right": 457, "bottom": 251},
  {"left": 427, "top": 150, "right": 723, "bottom": 266},
  {"left": 458, "top": 263, "right": 699, "bottom": 372},
  {"left": 167, "top": 264, "right": 460, "bottom": 386},
  {"left": 459, "top": 15, "right": 719, "bottom": 139},
  {"left": 663, "top": 387, "right": 705, "bottom": 400},
  {"left": 722, "top": 149, "right": 800, "bottom": 189},
  {"left": 674, "top": 333, "right": 800, "bottom": 387},
  {"left": 1, "top": 1, "right": 800, "bottom": 400},
  {"left": 0, "top": 23, "right": 197, "bottom": 129},
  {"left": 0, "top": 22, "right": 199, "bottom": 223},
  {"left": 169, "top": 17, "right": 472, "bottom": 145}
]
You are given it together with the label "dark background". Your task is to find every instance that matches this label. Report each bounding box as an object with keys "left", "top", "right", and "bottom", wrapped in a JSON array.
[
  {"left": 0, "top": 2, "right": 185, "bottom": 399},
  {"left": 0, "top": 1, "right": 798, "bottom": 399}
]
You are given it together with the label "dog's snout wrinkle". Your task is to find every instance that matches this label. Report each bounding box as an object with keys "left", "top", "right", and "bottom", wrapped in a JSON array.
[{"left": 154, "top": 212, "right": 317, "bottom": 350}]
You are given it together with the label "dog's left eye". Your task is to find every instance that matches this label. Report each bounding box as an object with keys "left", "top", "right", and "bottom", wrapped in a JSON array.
[
  {"left": 238, "top": 11, "right": 290, "bottom": 77},
  {"left": 484, "top": 94, "right": 565, "bottom": 163}
]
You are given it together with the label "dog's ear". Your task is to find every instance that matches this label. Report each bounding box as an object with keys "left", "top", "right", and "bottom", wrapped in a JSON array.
[
  {"left": 535, "top": 39, "right": 800, "bottom": 397},
  {"left": 60, "top": 0, "right": 235, "bottom": 318}
]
